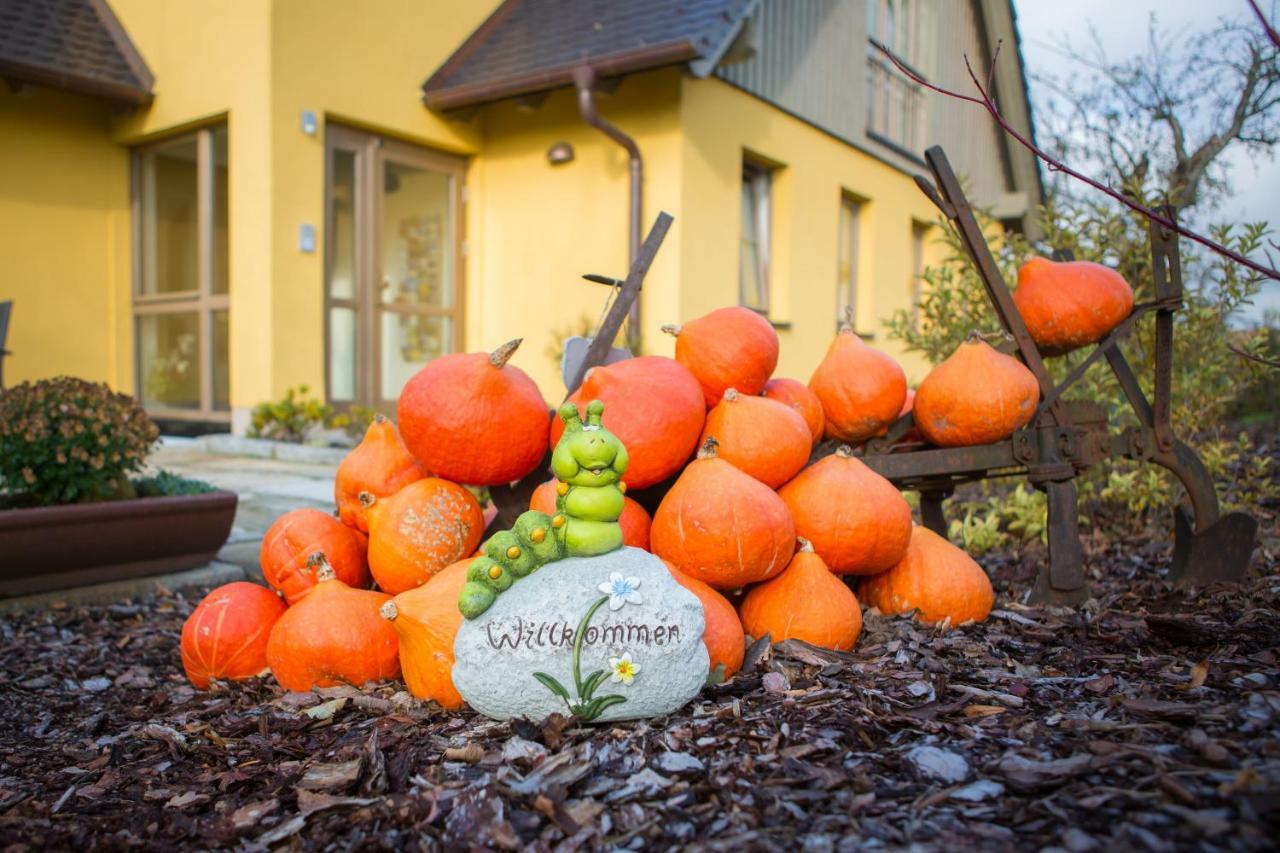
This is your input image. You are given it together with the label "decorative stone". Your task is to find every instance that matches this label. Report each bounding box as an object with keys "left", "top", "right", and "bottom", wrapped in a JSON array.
[{"left": 453, "top": 547, "right": 707, "bottom": 722}]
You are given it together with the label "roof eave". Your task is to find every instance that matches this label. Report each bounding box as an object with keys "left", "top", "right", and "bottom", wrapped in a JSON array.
[
  {"left": 423, "top": 40, "right": 699, "bottom": 112},
  {"left": 0, "top": 57, "right": 152, "bottom": 105}
]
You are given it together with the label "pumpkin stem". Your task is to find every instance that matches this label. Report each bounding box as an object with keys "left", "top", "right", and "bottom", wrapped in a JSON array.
[
  {"left": 660, "top": 323, "right": 682, "bottom": 337},
  {"left": 835, "top": 445, "right": 855, "bottom": 458},
  {"left": 307, "top": 552, "right": 336, "bottom": 582},
  {"left": 797, "top": 537, "right": 814, "bottom": 553},
  {"left": 965, "top": 329, "right": 986, "bottom": 344},
  {"left": 372, "top": 413, "right": 388, "bottom": 424},
  {"left": 697, "top": 436, "right": 719, "bottom": 459},
  {"left": 358, "top": 491, "right": 377, "bottom": 509},
  {"left": 380, "top": 600, "right": 398, "bottom": 621},
  {"left": 489, "top": 338, "right": 522, "bottom": 368},
  {"left": 723, "top": 388, "right": 740, "bottom": 402}
]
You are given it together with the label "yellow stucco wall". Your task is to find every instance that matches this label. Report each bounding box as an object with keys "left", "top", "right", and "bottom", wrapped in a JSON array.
[
  {"left": 469, "top": 68, "right": 686, "bottom": 399},
  {"left": 0, "top": 88, "right": 131, "bottom": 389},
  {"left": 677, "top": 76, "right": 942, "bottom": 384}
]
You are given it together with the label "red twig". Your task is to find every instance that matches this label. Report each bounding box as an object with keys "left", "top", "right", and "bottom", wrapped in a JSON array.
[
  {"left": 872, "top": 41, "right": 1280, "bottom": 282},
  {"left": 1248, "top": 0, "right": 1280, "bottom": 50}
]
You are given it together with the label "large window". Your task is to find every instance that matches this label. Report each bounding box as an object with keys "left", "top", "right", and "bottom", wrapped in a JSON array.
[
  {"left": 133, "top": 125, "right": 229, "bottom": 418},
  {"left": 740, "top": 160, "right": 772, "bottom": 315},
  {"left": 866, "top": 0, "right": 924, "bottom": 152},
  {"left": 837, "top": 193, "right": 864, "bottom": 331}
]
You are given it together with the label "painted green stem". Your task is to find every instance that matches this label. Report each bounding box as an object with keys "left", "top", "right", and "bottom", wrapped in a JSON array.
[{"left": 573, "top": 596, "right": 609, "bottom": 695}]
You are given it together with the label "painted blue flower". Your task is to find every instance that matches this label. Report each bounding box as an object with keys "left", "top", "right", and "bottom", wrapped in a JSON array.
[{"left": 597, "top": 573, "right": 643, "bottom": 610}]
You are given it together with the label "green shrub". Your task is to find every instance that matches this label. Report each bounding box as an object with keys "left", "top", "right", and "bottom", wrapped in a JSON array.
[
  {"left": 886, "top": 196, "right": 1274, "bottom": 540},
  {"left": 248, "top": 385, "right": 341, "bottom": 443},
  {"left": 0, "top": 377, "right": 159, "bottom": 506},
  {"left": 132, "top": 470, "right": 218, "bottom": 497}
]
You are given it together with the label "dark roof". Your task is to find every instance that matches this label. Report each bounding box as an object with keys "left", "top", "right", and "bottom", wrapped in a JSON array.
[
  {"left": 423, "top": 0, "right": 758, "bottom": 110},
  {"left": 0, "top": 0, "right": 153, "bottom": 105}
]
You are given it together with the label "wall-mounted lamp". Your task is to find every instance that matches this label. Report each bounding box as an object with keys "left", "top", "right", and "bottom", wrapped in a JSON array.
[
  {"left": 301, "top": 110, "right": 317, "bottom": 136},
  {"left": 547, "top": 141, "right": 575, "bottom": 165}
]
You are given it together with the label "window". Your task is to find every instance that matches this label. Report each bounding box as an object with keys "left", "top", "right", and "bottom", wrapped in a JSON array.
[
  {"left": 133, "top": 125, "right": 230, "bottom": 419},
  {"left": 837, "top": 193, "right": 863, "bottom": 330},
  {"left": 866, "top": 0, "right": 924, "bottom": 151},
  {"left": 911, "top": 221, "right": 927, "bottom": 331},
  {"left": 740, "top": 161, "right": 772, "bottom": 314}
]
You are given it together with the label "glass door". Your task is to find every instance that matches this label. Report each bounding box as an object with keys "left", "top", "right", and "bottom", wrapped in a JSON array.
[{"left": 325, "top": 125, "right": 465, "bottom": 413}]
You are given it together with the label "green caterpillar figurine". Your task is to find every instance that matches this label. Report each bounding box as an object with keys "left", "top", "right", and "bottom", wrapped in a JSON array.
[{"left": 458, "top": 399, "right": 629, "bottom": 619}]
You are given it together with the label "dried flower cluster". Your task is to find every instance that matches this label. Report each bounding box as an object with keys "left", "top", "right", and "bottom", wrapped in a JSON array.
[{"left": 0, "top": 377, "right": 159, "bottom": 506}]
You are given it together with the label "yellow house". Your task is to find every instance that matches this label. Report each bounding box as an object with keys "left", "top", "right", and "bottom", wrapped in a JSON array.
[{"left": 0, "top": 0, "right": 1040, "bottom": 433}]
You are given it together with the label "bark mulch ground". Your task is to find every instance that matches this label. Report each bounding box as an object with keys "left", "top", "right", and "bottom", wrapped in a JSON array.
[{"left": 2, "top": 539, "right": 1277, "bottom": 852}]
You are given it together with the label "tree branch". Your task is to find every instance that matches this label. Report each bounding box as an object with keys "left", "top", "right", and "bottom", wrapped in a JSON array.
[
  {"left": 872, "top": 40, "right": 1280, "bottom": 282},
  {"left": 1248, "top": 0, "right": 1280, "bottom": 50}
]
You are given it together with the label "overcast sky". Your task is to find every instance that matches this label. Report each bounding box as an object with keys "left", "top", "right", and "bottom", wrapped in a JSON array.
[{"left": 1012, "top": 0, "right": 1279, "bottom": 320}]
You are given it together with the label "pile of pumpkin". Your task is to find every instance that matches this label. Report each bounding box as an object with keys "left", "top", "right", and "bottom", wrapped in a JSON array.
[{"left": 180, "top": 257, "right": 1133, "bottom": 707}]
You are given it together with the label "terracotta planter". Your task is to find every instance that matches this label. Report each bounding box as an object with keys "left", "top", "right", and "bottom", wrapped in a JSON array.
[{"left": 0, "top": 491, "right": 238, "bottom": 597}]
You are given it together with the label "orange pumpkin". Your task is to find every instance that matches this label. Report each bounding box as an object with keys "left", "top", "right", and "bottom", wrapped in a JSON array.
[
  {"left": 1014, "top": 257, "right": 1134, "bottom": 355},
  {"left": 914, "top": 332, "right": 1040, "bottom": 447},
  {"left": 892, "top": 389, "right": 922, "bottom": 444},
  {"left": 335, "top": 414, "right": 426, "bottom": 532},
  {"left": 180, "top": 582, "right": 287, "bottom": 689},
  {"left": 651, "top": 439, "right": 795, "bottom": 590},
  {"left": 548, "top": 356, "right": 704, "bottom": 489},
  {"left": 364, "top": 478, "right": 485, "bottom": 594},
  {"left": 665, "top": 560, "right": 745, "bottom": 681},
  {"left": 763, "top": 377, "right": 825, "bottom": 445},
  {"left": 663, "top": 307, "right": 779, "bottom": 407},
  {"left": 266, "top": 555, "right": 400, "bottom": 692},
  {"left": 700, "top": 389, "right": 811, "bottom": 488},
  {"left": 260, "top": 508, "right": 370, "bottom": 604},
  {"left": 739, "top": 541, "right": 862, "bottom": 651},
  {"left": 779, "top": 446, "right": 912, "bottom": 575},
  {"left": 860, "top": 525, "right": 994, "bottom": 626},
  {"left": 531, "top": 479, "right": 651, "bottom": 550},
  {"left": 381, "top": 558, "right": 470, "bottom": 709},
  {"left": 809, "top": 323, "right": 907, "bottom": 444},
  {"left": 398, "top": 339, "right": 550, "bottom": 486}
]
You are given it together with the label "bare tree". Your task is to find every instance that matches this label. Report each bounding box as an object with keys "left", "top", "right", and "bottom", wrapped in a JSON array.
[{"left": 1035, "top": 14, "right": 1280, "bottom": 212}]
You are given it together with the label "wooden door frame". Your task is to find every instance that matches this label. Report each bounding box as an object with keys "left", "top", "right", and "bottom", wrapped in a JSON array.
[{"left": 323, "top": 123, "right": 466, "bottom": 412}]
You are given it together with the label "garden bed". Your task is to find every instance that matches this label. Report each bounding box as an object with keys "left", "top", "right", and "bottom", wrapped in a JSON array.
[
  {"left": 1, "top": 530, "right": 1276, "bottom": 850},
  {"left": 0, "top": 490, "right": 237, "bottom": 598}
]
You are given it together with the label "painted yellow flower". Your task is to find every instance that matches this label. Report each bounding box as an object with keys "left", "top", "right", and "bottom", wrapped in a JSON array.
[{"left": 609, "top": 652, "right": 640, "bottom": 685}]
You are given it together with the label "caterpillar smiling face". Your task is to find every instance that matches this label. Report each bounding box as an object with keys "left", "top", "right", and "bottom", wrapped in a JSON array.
[
  {"left": 551, "top": 400, "right": 629, "bottom": 488},
  {"left": 458, "top": 399, "right": 631, "bottom": 620}
]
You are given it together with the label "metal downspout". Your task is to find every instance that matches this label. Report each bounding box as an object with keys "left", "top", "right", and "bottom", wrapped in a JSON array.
[{"left": 573, "top": 64, "right": 643, "bottom": 354}]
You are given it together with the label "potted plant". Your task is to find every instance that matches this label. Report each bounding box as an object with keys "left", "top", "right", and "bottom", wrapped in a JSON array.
[{"left": 0, "top": 377, "right": 237, "bottom": 597}]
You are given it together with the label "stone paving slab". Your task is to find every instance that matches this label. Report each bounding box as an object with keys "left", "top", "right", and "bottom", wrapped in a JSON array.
[{"left": 0, "top": 561, "right": 250, "bottom": 613}]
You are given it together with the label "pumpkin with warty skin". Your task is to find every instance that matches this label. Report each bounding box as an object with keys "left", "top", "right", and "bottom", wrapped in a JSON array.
[
  {"left": 381, "top": 558, "right": 470, "bottom": 709},
  {"left": 763, "top": 377, "right": 825, "bottom": 445},
  {"left": 335, "top": 414, "right": 426, "bottom": 532},
  {"left": 530, "top": 479, "right": 651, "bottom": 550},
  {"left": 740, "top": 540, "right": 862, "bottom": 651},
  {"left": 1014, "top": 257, "right": 1134, "bottom": 355},
  {"left": 548, "top": 356, "right": 704, "bottom": 489},
  {"left": 665, "top": 560, "right": 746, "bottom": 681},
  {"left": 398, "top": 339, "right": 549, "bottom": 486},
  {"left": 651, "top": 438, "right": 795, "bottom": 590},
  {"left": 663, "top": 306, "right": 779, "bottom": 407},
  {"left": 809, "top": 323, "right": 906, "bottom": 444},
  {"left": 779, "top": 445, "right": 912, "bottom": 575},
  {"left": 266, "top": 555, "right": 400, "bottom": 692},
  {"left": 260, "top": 508, "right": 370, "bottom": 604},
  {"left": 181, "top": 582, "right": 287, "bottom": 689},
  {"left": 914, "top": 332, "right": 1040, "bottom": 447},
  {"left": 699, "top": 389, "right": 811, "bottom": 488},
  {"left": 859, "top": 524, "right": 994, "bottom": 626},
  {"left": 363, "top": 478, "right": 485, "bottom": 594}
]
